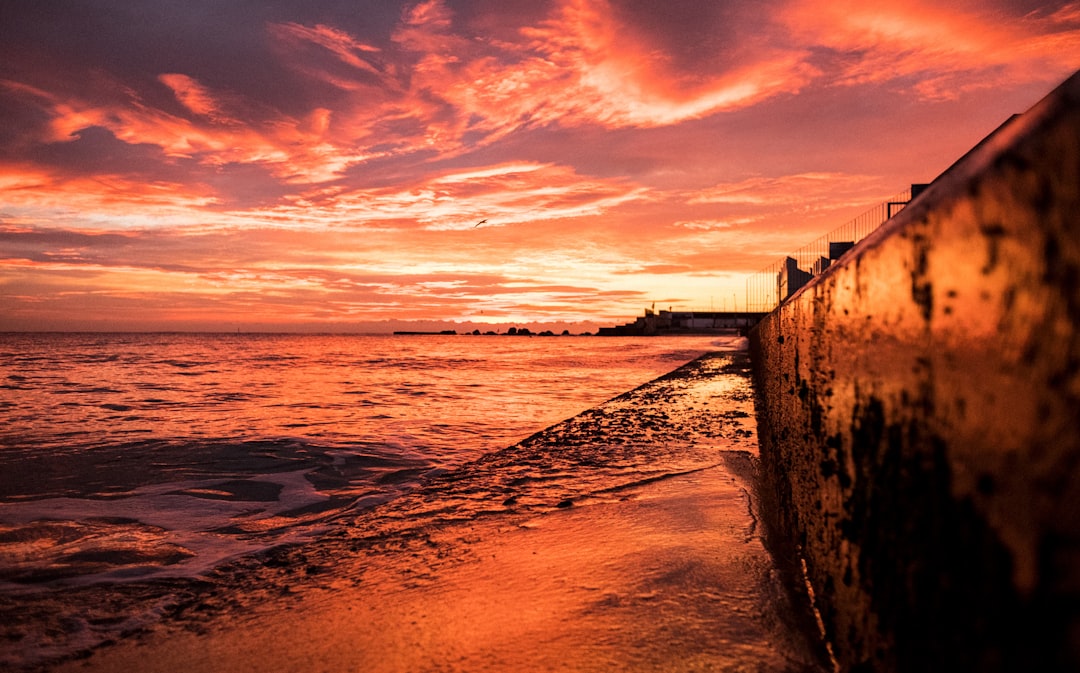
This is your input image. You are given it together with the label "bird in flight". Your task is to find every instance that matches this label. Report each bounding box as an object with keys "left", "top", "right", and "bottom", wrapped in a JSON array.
[{"left": 474, "top": 219, "right": 487, "bottom": 227}]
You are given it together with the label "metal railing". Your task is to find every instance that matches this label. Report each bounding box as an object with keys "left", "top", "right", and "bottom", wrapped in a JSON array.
[{"left": 743, "top": 188, "right": 913, "bottom": 313}]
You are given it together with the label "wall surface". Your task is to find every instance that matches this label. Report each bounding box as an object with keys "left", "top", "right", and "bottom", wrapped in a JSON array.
[{"left": 749, "top": 71, "right": 1080, "bottom": 673}]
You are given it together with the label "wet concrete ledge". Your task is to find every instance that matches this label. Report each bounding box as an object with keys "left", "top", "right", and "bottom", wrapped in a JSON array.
[{"left": 748, "top": 71, "right": 1080, "bottom": 673}]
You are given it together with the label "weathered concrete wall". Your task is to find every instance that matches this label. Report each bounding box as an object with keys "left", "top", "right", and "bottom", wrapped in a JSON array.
[{"left": 749, "top": 71, "right": 1080, "bottom": 673}]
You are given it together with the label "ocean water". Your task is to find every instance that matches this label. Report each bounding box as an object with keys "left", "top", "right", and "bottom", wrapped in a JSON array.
[
  {"left": 0, "top": 333, "right": 784, "bottom": 670},
  {"left": 0, "top": 333, "right": 727, "bottom": 593}
]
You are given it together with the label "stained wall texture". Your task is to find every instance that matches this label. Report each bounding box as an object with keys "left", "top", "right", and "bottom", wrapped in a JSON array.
[{"left": 749, "top": 71, "right": 1080, "bottom": 673}]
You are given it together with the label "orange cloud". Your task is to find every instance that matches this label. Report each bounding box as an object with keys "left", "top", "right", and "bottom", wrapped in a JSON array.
[
  {"left": 158, "top": 74, "right": 232, "bottom": 122},
  {"left": 269, "top": 22, "right": 384, "bottom": 75},
  {"left": 391, "top": 0, "right": 815, "bottom": 135},
  {"left": 689, "top": 172, "right": 893, "bottom": 208},
  {"left": 255, "top": 162, "right": 647, "bottom": 232},
  {"left": 4, "top": 71, "right": 383, "bottom": 188},
  {"left": 783, "top": 0, "right": 1080, "bottom": 98},
  {"left": 525, "top": 0, "right": 815, "bottom": 125},
  {"left": 0, "top": 165, "right": 219, "bottom": 224}
]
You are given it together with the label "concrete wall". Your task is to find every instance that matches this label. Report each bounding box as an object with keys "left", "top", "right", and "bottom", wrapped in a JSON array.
[{"left": 749, "top": 71, "right": 1080, "bottom": 673}]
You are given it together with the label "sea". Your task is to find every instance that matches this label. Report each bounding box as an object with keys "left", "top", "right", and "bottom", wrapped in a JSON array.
[{"left": 0, "top": 332, "right": 740, "bottom": 667}]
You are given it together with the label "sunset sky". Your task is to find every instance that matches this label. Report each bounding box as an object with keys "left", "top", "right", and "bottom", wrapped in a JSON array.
[{"left": 2, "top": 1, "right": 1079, "bottom": 331}]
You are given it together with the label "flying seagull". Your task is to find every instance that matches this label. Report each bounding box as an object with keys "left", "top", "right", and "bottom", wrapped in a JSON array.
[{"left": 474, "top": 218, "right": 487, "bottom": 227}]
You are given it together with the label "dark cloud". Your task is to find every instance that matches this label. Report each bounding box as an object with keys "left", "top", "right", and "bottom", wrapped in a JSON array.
[
  {"left": 609, "top": 0, "right": 787, "bottom": 74},
  {"left": 0, "top": 1, "right": 403, "bottom": 118},
  {"left": 23, "top": 126, "right": 192, "bottom": 179},
  {"left": 0, "top": 91, "right": 54, "bottom": 154},
  {"left": 203, "top": 162, "right": 296, "bottom": 209},
  {"left": 0, "top": 226, "right": 140, "bottom": 262},
  {"left": 0, "top": 226, "right": 214, "bottom": 273},
  {"left": 6, "top": 126, "right": 295, "bottom": 209}
]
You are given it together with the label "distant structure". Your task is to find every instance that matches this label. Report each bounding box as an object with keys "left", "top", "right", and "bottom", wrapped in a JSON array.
[
  {"left": 602, "top": 182, "right": 933, "bottom": 335},
  {"left": 392, "top": 330, "right": 458, "bottom": 335},
  {"left": 747, "top": 184, "right": 930, "bottom": 311},
  {"left": 779, "top": 241, "right": 856, "bottom": 301},
  {"left": 777, "top": 257, "right": 813, "bottom": 304},
  {"left": 598, "top": 308, "right": 767, "bottom": 336}
]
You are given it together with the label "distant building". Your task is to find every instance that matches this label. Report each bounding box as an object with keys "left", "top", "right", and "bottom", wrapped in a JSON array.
[
  {"left": 812, "top": 256, "right": 831, "bottom": 276},
  {"left": 778, "top": 257, "right": 813, "bottom": 303},
  {"left": 598, "top": 309, "right": 767, "bottom": 335},
  {"left": 778, "top": 241, "right": 860, "bottom": 303},
  {"left": 829, "top": 241, "right": 855, "bottom": 260}
]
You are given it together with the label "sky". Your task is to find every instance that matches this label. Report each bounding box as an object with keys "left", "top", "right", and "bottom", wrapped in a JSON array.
[{"left": 2, "top": 1, "right": 1079, "bottom": 332}]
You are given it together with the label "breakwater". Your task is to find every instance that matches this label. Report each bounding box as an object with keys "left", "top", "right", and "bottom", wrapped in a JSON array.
[{"left": 749, "top": 71, "right": 1080, "bottom": 672}]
